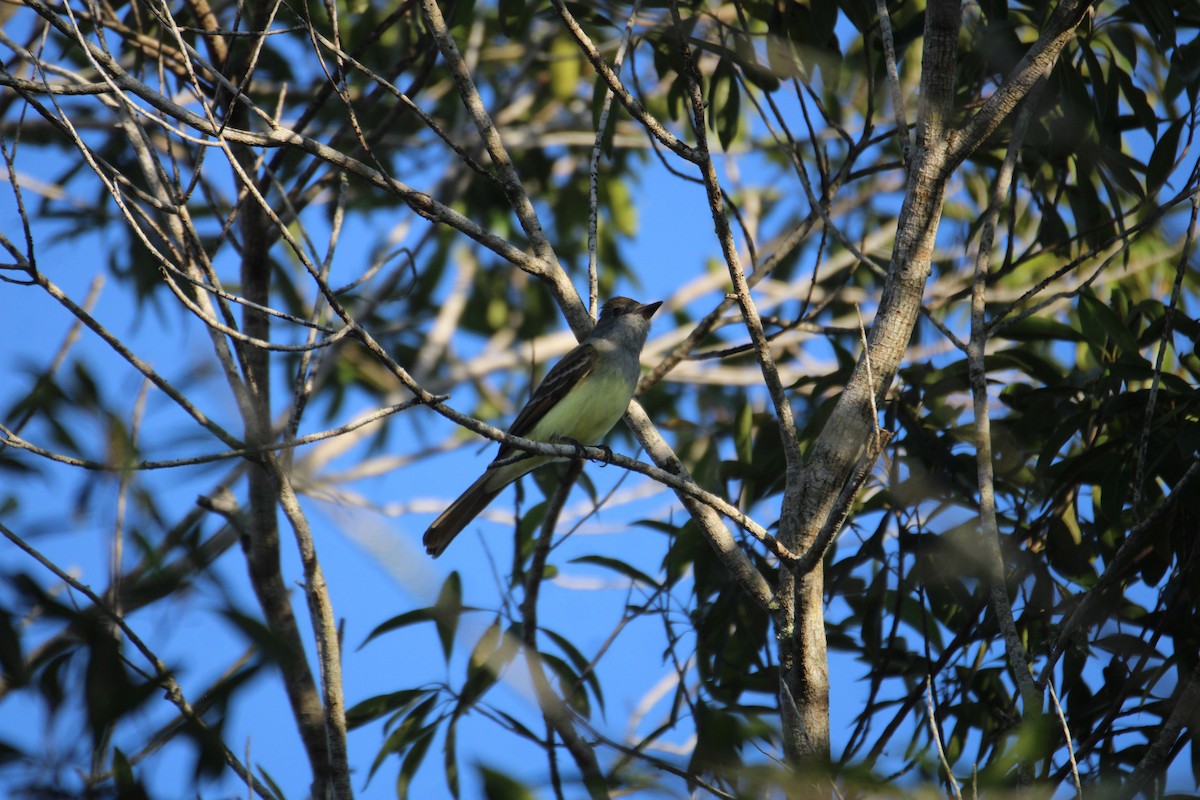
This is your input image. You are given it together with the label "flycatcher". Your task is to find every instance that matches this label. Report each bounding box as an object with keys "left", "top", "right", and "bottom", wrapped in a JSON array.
[{"left": 423, "top": 296, "right": 662, "bottom": 557}]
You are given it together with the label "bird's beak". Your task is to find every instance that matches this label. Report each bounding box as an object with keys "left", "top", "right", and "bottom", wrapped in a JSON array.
[{"left": 637, "top": 300, "right": 663, "bottom": 319}]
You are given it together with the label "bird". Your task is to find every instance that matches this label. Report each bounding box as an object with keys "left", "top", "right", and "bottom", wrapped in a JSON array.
[{"left": 423, "top": 296, "right": 662, "bottom": 557}]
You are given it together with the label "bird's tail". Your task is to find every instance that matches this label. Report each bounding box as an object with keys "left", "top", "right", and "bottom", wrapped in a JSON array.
[{"left": 422, "top": 472, "right": 504, "bottom": 557}]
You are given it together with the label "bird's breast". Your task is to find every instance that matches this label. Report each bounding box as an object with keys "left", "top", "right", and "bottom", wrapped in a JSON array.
[{"left": 524, "top": 368, "right": 636, "bottom": 446}]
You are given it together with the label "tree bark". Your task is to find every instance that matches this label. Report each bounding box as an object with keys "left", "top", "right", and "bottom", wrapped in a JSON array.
[{"left": 780, "top": 0, "right": 964, "bottom": 778}]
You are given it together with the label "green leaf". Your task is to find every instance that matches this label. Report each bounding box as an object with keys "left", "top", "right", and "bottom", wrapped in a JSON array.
[
  {"left": 547, "top": 35, "right": 581, "bottom": 101},
  {"left": 1094, "top": 633, "right": 1163, "bottom": 661},
  {"left": 603, "top": 178, "right": 637, "bottom": 237},
  {"left": 346, "top": 689, "right": 430, "bottom": 731},
  {"left": 434, "top": 572, "right": 463, "bottom": 662},
  {"left": 734, "top": 398, "right": 753, "bottom": 465},
  {"left": 708, "top": 59, "right": 741, "bottom": 151},
  {"left": 1147, "top": 117, "right": 1184, "bottom": 194},
  {"left": 1118, "top": 68, "right": 1158, "bottom": 134},
  {"left": 366, "top": 694, "right": 438, "bottom": 784},
  {"left": 989, "top": 348, "right": 1067, "bottom": 386},
  {"left": 360, "top": 608, "right": 435, "bottom": 649},
  {"left": 569, "top": 554, "right": 660, "bottom": 589},
  {"left": 112, "top": 747, "right": 149, "bottom": 800},
  {"left": 220, "top": 609, "right": 294, "bottom": 664},
  {"left": 444, "top": 717, "right": 460, "bottom": 799},
  {"left": 478, "top": 764, "right": 535, "bottom": 800},
  {"left": 542, "top": 628, "right": 605, "bottom": 715},
  {"left": 1079, "top": 292, "right": 1140, "bottom": 356},
  {"left": 540, "top": 652, "right": 589, "bottom": 717},
  {"left": 687, "top": 700, "right": 743, "bottom": 779},
  {"left": 0, "top": 606, "right": 28, "bottom": 688},
  {"left": 83, "top": 628, "right": 156, "bottom": 746},
  {"left": 446, "top": 0, "right": 478, "bottom": 28},
  {"left": 459, "top": 621, "right": 519, "bottom": 712},
  {"left": 397, "top": 726, "right": 437, "bottom": 800},
  {"left": 1129, "top": 0, "right": 1176, "bottom": 51}
]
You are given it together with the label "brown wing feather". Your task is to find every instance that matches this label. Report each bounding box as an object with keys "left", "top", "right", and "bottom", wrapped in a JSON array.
[{"left": 498, "top": 342, "right": 598, "bottom": 458}]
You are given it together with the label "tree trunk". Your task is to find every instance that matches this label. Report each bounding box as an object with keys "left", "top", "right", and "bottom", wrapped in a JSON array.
[{"left": 778, "top": 0, "right": 965, "bottom": 782}]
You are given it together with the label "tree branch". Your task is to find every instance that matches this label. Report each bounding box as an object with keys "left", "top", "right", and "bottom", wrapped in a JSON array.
[
  {"left": 1116, "top": 659, "right": 1200, "bottom": 800},
  {"left": 551, "top": 0, "right": 700, "bottom": 164},
  {"left": 519, "top": 460, "right": 610, "bottom": 800},
  {"left": 624, "top": 402, "right": 776, "bottom": 609},
  {"left": 780, "top": 0, "right": 965, "bottom": 770},
  {"left": 945, "top": 0, "right": 1095, "bottom": 170},
  {"left": 272, "top": 458, "right": 352, "bottom": 799},
  {"left": 19, "top": 0, "right": 548, "bottom": 279},
  {"left": 967, "top": 75, "right": 1046, "bottom": 784},
  {"left": 420, "top": 0, "right": 583, "bottom": 331}
]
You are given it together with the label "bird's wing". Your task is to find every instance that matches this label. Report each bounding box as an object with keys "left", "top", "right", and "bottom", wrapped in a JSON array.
[{"left": 499, "top": 341, "right": 598, "bottom": 456}]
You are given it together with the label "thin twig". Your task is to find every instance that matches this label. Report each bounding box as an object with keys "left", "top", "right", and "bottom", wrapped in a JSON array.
[
  {"left": 856, "top": 304, "right": 883, "bottom": 454},
  {"left": 586, "top": 1, "right": 639, "bottom": 316},
  {"left": 670, "top": 5, "right": 802, "bottom": 477},
  {"left": 623, "top": 402, "right": 775, "bottom": 610},
  {"left": 1046, "top": 677, "right": 1082, "bottom": 800},
  {"left": 551, "top": 0, "right": 699, "bottom": 164},
  {"left": 23, "top": 267, "right": 243, "bottom": 448},
  {"left": 519, "top": 460, "right": 610, "bottom": 800},
  {"left": 1131, "top": 193, "right": 1197, "bottom": 511},
  {"left": 925, "top": 676, "right": 962, "bottom": 800},
  {"left": 874, "top": 0, "right": 911, "bottom": 167},
  {"left": 0, "top": 398, "right": 427, "bottom": 471},
  {"left": 270, "top": 457, "right": 351, "bottom": 799},
  {"left": 19, "top": 0, "right": 548, "bottom": 278},
  {"left": 419, "top": 0, "right": 562, "bottom": 277},
  {"left": 967, "top": 77, "right": 1046, "bottom": 760}
]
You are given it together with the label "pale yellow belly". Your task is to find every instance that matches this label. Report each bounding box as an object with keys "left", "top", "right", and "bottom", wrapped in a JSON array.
[{"left": 524, "top": 369, "right": 634, "bottom": 446}]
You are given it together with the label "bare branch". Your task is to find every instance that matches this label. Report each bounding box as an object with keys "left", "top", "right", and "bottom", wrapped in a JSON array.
[
  {"left": 18, "top": 0, "right": 547, "bottom": 277},
  {"left": 874, "top": 0, "right": 911, "bottom": 167},
  {"left": 945, "top": 0, "right": 1095, "bottom": 170},
  {"left": 1132, "top": 194, "right": 1197, "bottom": 510},
  {"left": 23, "top": 268, "right": 243, "bottom": 449},
  {"left": 624, "top": 402, "right": 776, "bottom": 610},
  {"left": 551, "top": 0, "right": 700, "bottom": 164},
  {"left": 420, "top": 0, "right": 583, "bottom": 328},
  {"left": 587, "top": 1, "right": 640, "bottom": 315},
  {"left": 967, "top": 75, "right": 1045, "bottom": 775},
  {"left": 519, "top": 459, "right": 610, "bottom": 799},
  {"left": 271, "top": 459, "right": 352, "bottom": 799},
  {"left": 925, "top": 677, "right": 962, "bottom": 800},
  {"left": 0, "top": 398, "right": 427, "bottom": 471},
  {"left": 1046, "top": 678, "right": 1082, "bottom": 800}
]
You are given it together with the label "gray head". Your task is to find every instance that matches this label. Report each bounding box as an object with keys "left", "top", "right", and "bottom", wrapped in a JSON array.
[{"left": 593, "top": 297, "right": 662, "bottom": 348}]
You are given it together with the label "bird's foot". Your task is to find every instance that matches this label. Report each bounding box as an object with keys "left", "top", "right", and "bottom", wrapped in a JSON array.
[
  {"left": 558, "top": 437, "right": 613, "bottom": 466},
  {"left": 557, "top": 437, "right": 589, "bottom": 460}
]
